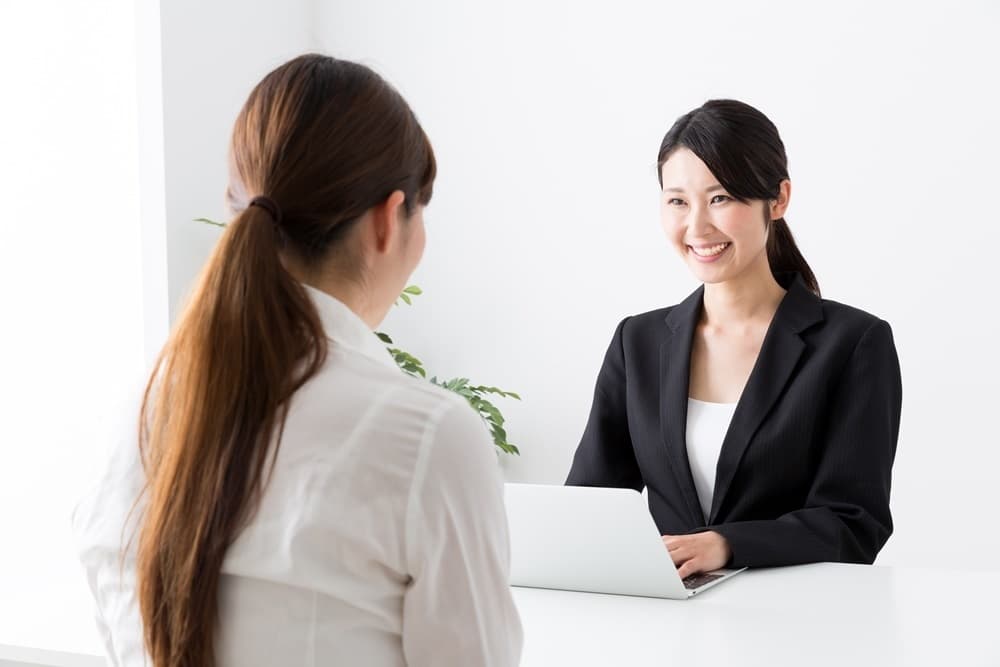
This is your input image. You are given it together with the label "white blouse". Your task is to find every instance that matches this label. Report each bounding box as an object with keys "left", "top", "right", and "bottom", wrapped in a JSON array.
[
  {"left": 72, "top": 284, "right": 523, "bottom": 667},
  {"left": 685, "top": 397, "right": 738, "bottom": 521}
]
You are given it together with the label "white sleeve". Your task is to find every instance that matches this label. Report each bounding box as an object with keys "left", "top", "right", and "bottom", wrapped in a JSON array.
[
  {"left": 402, "top": 398, "right": 523, "bottom": 667},
  {"left": 70, "top": 384, "right": 149, "bottom": 667},
  {"left": 83, "top": 564, "right": 122, "bottom": 667}
]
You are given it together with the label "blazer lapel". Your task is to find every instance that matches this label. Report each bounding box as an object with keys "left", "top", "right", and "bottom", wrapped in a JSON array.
[
  {"left": 660, "top": 286, "right": 707, "bottom": 526},
  {"left": 708, "top": 274, "right": 824, "bottom": 523}
]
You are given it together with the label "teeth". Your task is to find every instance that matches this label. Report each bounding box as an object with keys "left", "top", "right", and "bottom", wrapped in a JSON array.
[{"left": 691, "top": 243, "right": 730, "bottom": 257}]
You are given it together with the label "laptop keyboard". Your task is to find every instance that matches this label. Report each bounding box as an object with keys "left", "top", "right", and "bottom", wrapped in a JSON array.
[{"left": 682, "top": 573, "right": 723, "bottom": 590}]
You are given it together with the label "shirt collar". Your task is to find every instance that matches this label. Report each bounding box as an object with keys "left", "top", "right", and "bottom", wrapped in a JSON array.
[{"left": 301, "top": 283, "right": 399, "bottom": 370}]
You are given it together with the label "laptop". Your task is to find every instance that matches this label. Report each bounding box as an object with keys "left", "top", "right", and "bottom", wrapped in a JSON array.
[{"left": 503, "top": 483, "right": 745, "bottom": 599}]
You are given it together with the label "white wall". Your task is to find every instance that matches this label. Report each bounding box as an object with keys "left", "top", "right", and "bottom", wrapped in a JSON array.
[
  {"left": 135, "top": 0, "right": 170, "bottom": 365},
  {"left": 0, "top": 0, "right": 323, "bottom": 655},
  {"left": 0, "top": 0, "right": 145, "bottom": 652},
  {"left": 159, "top": 0, "right": 319, "bottom": 322},
  {"left": 310, "top": 0, "right": 1000, "bottom": 570}
]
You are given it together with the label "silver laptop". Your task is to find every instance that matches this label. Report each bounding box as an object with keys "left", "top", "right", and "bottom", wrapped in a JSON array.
[{"left": 504, "top": 483, "right": 745, "bottom": 599}]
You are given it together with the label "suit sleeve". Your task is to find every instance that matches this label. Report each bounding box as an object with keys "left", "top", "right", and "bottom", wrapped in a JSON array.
[
  {"left": 565, "top": 317, "right": 644, "bottom": 491},
  {"left": 712, "top": 319, "right": 902, "bottom": 567}
]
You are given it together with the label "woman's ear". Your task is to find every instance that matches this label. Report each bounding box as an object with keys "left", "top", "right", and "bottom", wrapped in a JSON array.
[
  {"left": 769, "top": 179, "right": 791, "bottom": 220},
  {"left": 370, "top": 190, "right": 407, "bottom": 254}
]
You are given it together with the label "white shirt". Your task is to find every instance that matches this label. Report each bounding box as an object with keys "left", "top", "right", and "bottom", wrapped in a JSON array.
[
  {"left": 72, "top": 285, "right": 523, "bottom": 666},
  {"left": 685, "top": 397, "right": 738, "bottom": 521}
]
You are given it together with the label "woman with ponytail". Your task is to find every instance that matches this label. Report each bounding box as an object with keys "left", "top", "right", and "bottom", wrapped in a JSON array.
[
  {"left": 73, "top": 54, "right": 522, "bottom": 666},
  {"left": 567, "top": 100, "right": 902, "bottom": 578}
]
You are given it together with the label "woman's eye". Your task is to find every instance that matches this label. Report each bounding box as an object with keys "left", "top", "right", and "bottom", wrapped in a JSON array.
[
  {"left": 666, "top": 198, "right": 686, "bottom": 206},
  {"left": 710, "top": 194, "right": 731, "bottom": 204}
]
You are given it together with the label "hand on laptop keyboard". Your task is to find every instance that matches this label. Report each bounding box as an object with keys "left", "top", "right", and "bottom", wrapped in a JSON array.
[{"left": 681, "top": 573, "right": 724, "bottom": 590}]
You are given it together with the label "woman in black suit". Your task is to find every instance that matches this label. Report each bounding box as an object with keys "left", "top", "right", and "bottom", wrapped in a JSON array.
[{"left": 566, "top": 100, "right": 902, "bottom": 579}]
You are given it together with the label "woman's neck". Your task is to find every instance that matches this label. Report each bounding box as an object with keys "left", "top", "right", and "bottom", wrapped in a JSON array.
[
  {"left": 282, "top": 255, "right": 386, "bottom": 330},
  {"left": 701, "top": 262, "right": 787, "bottom": 328}
]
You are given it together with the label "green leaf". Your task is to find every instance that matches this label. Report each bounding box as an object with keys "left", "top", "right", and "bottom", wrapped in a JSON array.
[
  {"left": 443, "top": 377, "right": 462, "bottom": 391},
  {"left": 403, "top": 364, "right": 426, "bottom": 378},
  {"left": 403, "top": 285, "right": 423, "bottom": 295},
  {"left": 376, "top": 332, "right": 393, "bottom": 344},
  {"left": 470, "top": 385, "right": 521, "bottom": 401},
  {"left": 495, "top": 440, "right": 520, "bottom": 455},
  {"left": 399, "top": 293, "right": 412, "bottom": 305},
  {"left": 479, "top": 402, "right": 504, "bottom": 424},
  {"left": 194, "top": 217, "right": 226, "bottom": 228},
  {"left": 391, "top": 350, "right": 423, "bottom": 367}
]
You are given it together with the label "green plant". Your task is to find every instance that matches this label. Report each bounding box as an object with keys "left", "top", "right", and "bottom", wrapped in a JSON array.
[
  {"left": 376, "top": 286, "right": 521, "bottom": 455},
  {"left": 199, "top": 218, "right": 521, "bottom": 455}
]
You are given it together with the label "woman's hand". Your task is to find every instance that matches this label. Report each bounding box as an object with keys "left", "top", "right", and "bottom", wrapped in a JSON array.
[{"left": 661, "top": 531, "right": 732, "bottom": 579}]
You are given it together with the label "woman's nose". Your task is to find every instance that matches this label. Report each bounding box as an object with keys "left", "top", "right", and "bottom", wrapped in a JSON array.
[{"left": 688, "top": 206, "right": 715, "bottom": 237}]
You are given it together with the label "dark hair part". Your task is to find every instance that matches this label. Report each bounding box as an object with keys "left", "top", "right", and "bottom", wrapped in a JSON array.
[
  {"left": 136, "top": 54, "right": 436, "bottom": 667},
  {"left": 656, "top": 99, "right": 819, "bottom": 295}
]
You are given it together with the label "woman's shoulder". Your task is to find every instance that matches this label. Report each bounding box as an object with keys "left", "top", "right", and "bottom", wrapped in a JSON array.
[
  {"left": 611, "top": 304, "right": 681, "bottom": 342},
  {"left": 313, "top": 348, "right": 466, "bottom": 419},
  {"left": 615, "top": 282, "right": 704, "bottom": 337},
  {"left": 626, "top": 304, "right": 681, "bottom": 326},
  {"left": 814, "top": 295, "right": 893, "bottom": 341}
]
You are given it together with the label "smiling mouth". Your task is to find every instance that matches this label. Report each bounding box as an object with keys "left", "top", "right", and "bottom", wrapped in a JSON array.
[{"left": 689, "top": 242, "right": 731, "bottom": 257}]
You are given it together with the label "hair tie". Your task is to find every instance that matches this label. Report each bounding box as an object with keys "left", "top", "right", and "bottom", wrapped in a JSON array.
[{"left": 248, "top": 195, "right": 282, "bottom": 226}]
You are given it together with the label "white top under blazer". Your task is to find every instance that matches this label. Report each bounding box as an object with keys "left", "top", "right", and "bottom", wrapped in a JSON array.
[
  {"left": 685, "top": 397, "right": 738, "bottom": 520},
  {"left": 72, "top": 285, "right": 523, "bottom": 667}
]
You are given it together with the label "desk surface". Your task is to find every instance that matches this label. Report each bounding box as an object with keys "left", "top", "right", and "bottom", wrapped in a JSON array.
[
  {"left": 513, "top": 562, "right": 1000, "bottom": 666},
  {"left": 2, "top": 563, "right": 998, "bottom": 666}
]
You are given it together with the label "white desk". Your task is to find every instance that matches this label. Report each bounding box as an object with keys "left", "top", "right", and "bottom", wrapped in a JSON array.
[
  {"left": 2, "top": 563, "right": 998, "bottom": 666},
  {"left": 513, "top": 563, "right": 1000, "bottom": 666}
]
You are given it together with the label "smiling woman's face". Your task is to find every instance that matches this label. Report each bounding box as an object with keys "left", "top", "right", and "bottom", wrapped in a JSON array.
[{"left": 660, "top": 147, "right": 774, "bottom": 286}]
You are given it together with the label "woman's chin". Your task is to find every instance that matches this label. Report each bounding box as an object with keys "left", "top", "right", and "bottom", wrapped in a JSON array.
[{"left": 687, "top": 261, "right": 733, "bottom": 284}]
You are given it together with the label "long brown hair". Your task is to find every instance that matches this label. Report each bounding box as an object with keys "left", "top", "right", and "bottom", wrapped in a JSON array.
[
  {"left": 657, "top": 99, "right": 819, "bottom": 295},
  {"left": 135, "top": 54, "right": 435, "bottom": 667}
]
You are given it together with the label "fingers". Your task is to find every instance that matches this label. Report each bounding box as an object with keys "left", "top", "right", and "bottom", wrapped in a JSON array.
[
  {"left": 662, "top": 534, "right": 686, "bottom": 552},
  {"left": 662, "top": 533, "right": 713, "bottom": 577},
  {"left": 668, "top": 547, "right": 689, "bottom": 566},
  {"left": 676, "top": 558, "right": 701, "bottom": 580},
  {"left": 663, "top": 535, "right": 694, "bottom": 555},
  {"left": 662, "top": 537, "right": 687, "bottom": 565}
]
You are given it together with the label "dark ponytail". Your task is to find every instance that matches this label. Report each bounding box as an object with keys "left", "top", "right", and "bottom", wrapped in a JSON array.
[
  {"left": 766, "top": 217, "right": 815, "bottom": 292},
  {"left": 136, "top": 54, "right": 436, "bottom": 667},
  {"left": 656, "top": 99, "right": 819, "bottom": 295}
]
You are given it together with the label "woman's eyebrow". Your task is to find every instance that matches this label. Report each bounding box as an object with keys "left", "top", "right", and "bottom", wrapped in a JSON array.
[{"left": 663, "top": 184, "right": 726, "bottom": 193}]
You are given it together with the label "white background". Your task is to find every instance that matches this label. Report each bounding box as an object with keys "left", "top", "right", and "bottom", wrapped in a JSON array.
[
  {"left": 1, "top": 0, "right": 998, "bottom": 657},
  {"left": 317, "top": 0, "right": 1000, "bottom": 570},
  {"left": 0, "top": 0, "right": 145, "bottom": 652},
  {"left": 0, "top": 0, "right": 316, "bottom": 654}
]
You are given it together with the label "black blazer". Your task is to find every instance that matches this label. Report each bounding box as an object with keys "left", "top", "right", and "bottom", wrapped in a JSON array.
[{"left": 566, "top": 272, "right": 902, "bottom": 568}]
